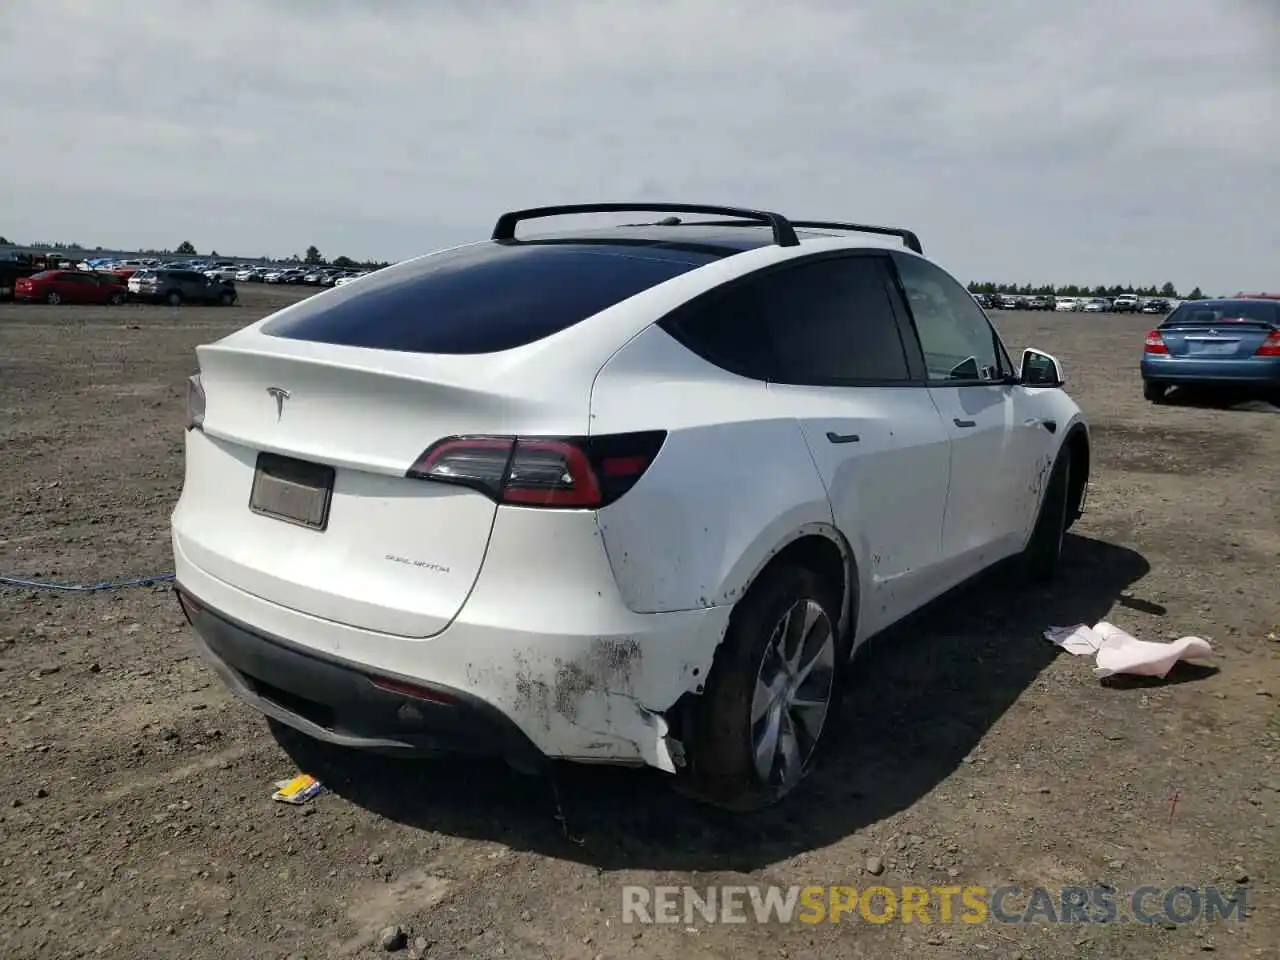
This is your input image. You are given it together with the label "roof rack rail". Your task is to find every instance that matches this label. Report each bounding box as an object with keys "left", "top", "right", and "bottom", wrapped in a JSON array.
[
  {"left": 491, "top": 203, "right": 801, "bottom": 248},
  {"left": 788, "top": 221, "right": 923, "bottom": 255}
]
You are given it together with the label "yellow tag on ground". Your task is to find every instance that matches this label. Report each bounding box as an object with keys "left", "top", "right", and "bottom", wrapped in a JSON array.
[{"left": 271, "top": 773, "right": 323, "bottom": 804}]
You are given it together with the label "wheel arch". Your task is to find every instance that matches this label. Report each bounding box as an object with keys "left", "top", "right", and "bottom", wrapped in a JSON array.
[
  {"left": 1062, "top": 422, "right": 1090, "bottom": 525},
  {"left": 721, "top": 523, "right": 859, "bottom": 657}
]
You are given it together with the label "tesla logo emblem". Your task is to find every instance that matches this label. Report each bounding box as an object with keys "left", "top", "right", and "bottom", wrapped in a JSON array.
[{"left": 266, "top": 387, "right": 290, "bottom": 420}]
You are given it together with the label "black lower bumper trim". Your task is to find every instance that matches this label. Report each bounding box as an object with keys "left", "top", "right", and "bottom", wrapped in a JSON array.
[{"left": 174, "top": 585, "right": 545, "bottom": 773}]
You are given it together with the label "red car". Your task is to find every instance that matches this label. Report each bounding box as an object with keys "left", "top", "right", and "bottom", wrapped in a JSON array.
[{"left": 14, "top": 270, "right": 127, "bottom": 305}]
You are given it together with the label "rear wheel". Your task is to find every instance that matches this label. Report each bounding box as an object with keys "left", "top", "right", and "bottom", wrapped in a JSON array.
[
  {"left": 1023, "top": 447, "right": 1072, "bottom": 584},
  {"left": 108, "top": 291, "right": 125, "bottom": 305},
  {"left": 166, "top": 291, "right": 182, "bottom": 307},
  {"left": 45, "top": 291, "right": 61, "bottom": 305},
  {"left": 219, "top": 291, "right": 235, "bottom": 306},
  {"left": 1143, "top": 380, "right": 1168, "bottom": 403},
  {"left": 682, "top": 564, "right": 844, "bottom": 812}
]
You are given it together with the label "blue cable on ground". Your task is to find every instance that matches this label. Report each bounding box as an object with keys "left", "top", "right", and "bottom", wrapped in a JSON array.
[{"left": 0, "top": 572, "right": 176, "bottom": 592}]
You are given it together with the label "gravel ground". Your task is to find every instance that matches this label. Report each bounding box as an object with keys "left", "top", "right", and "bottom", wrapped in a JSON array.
[{"left": 1, "top": 288, "right": 1277, "bottom": 959}]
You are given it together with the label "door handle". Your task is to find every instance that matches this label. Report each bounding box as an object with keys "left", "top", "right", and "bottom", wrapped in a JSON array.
[
  {"left": 953, "top": 418, "right": 976, "bottom": 428},
  {"left": 825, "top": 431, "right": 860, "bottom": 444}
]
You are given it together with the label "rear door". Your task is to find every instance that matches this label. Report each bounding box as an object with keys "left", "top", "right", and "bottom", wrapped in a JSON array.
[
  {"left": 1158, "top": 302, "right": 1278, "bottom": 360},
  {"left": 692, "top": 254, "right": 952, "bottom": 634}
]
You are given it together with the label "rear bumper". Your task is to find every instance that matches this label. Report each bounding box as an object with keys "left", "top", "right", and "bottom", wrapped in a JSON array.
[
  {"left": 175, "top": 586, "right": 546, "bottom": 770},
  {"left": 1141, "top": 355, "right": 1280, "bottom": 386},
  {"left": 172, "top": 522, "right": 732, "bottom": 773}
]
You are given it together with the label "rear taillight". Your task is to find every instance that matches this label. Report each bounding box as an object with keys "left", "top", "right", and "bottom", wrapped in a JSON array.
[
  {"left": 1144, "top": 330, "right": 1168, "bottom": 354},
  {"left": 185, "top": 373, "right": 205, "bottom": 431},
  {"left": 406, "top": 431, "right": 666, "bottom": 509},
  {"left": 1255, "top": 331, "right": 1280, "bottom": 357}
]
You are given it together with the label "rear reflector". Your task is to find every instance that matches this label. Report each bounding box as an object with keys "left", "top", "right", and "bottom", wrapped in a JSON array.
[
  {"left": 1144, "top": 330, "right": 1168, "bottom": 354},
  {"left": 406, "top": 431, "right": 666, "bottom": 509},
  {"left": 1255, "top": 331, "right": 1280, "bottom": 357},
  {"left": 369, "top": 676, "right": 459, "bottom": 705}
]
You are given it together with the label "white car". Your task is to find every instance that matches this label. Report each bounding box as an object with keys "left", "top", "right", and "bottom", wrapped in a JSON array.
[
  {"left": 1054, "top": 297, "right": 1080, "bottom": 312},
  {"left": 1082, "top": 298, "right": 1109, "bottom": 313},
  {"left": 334, "top": 272, "right": 367, "bottom": 286},
  {"left": 172, "top": 203, "right": 1091, "bottom": 811}
]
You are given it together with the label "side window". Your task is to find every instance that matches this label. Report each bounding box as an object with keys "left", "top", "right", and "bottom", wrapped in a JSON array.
[
  {"left": 892, "top": 253, "right": 1006, "bottom": 383},
  {"left": 756, "top": 257, "right": 911, "bottom": 384},
  {"left": 660, "top": 256, "right": 912, "bottom": 385}
]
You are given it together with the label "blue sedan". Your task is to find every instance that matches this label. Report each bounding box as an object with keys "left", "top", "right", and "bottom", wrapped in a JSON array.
[{"left": 1141, "top": 298, "right": 1280, "bottom": 403}]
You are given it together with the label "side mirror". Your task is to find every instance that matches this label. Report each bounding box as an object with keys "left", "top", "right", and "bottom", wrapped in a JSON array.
[{"left": 1020, "top": 348, "right": 1065, "bottom": 387}]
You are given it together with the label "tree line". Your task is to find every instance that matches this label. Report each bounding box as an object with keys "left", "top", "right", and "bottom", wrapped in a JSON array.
[
  {"left": 0, "top": 236, "right": 388, "bottom": 271},
  {"left": 967, "top": 280, "right": 1205, "bottom": 300}
]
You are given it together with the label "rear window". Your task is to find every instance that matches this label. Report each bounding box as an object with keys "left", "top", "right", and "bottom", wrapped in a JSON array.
[
  {"left": 262, "top": 241, "right": 704, "bottom": 354},
  {"left": 1164, "top": 301, "right": 1279, "bottom": 326}
]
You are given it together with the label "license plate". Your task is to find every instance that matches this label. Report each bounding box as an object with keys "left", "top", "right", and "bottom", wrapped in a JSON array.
[
  {"left": 249, "top": 453, "right": 334, "bottom": 530},
  {"left": 1189, "top": 341, "right": 1236, "bottom": 356}
]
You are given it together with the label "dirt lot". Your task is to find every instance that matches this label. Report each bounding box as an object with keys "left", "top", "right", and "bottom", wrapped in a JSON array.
[{"left": 1, "top": 287, "right": 1277, "bottom": 960}]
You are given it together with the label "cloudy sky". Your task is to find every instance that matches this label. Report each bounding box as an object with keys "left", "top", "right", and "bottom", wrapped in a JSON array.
[{"left": 1, "top": 0, "right": 1275, "bottom": 293}]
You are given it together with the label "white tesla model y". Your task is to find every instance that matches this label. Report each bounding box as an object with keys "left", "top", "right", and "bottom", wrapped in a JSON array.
[{"left": 172, "top": 203, "right": 1091, "bottom": 811}]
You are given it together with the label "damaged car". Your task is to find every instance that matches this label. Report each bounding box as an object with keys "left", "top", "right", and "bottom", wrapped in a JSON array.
[{"left": 172, "top": 203, "right": 1091, "bottom": 812}]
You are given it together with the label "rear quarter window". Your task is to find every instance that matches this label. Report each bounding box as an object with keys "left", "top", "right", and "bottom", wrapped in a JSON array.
[{"left": 262, "top": 242, "right": 702, "bottom": 355}]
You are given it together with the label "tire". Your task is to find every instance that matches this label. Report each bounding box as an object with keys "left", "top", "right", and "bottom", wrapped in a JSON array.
[
  {"left": 1143, "top": 380, "right": 1168, "bottom": 403},
  {"left": 219, "top": 291, "right": 234, "bottom": 306},
  {"left": 45, "top": 291, "right": 61, "bottom": 305},
  {"left": 108, "top": 291, "right": 125, "bottom": 305},
  {"left": 681, "top": 564, "right": 844, "bottom": 812},
  {"left": 1023, "top": 447, "right": 1072, "bottom": 585},
  {"left": 166, "top": 291, "right": 182, "bottom": 307}
]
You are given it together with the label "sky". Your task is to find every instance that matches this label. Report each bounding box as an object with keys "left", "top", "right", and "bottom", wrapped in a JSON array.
[{"left": 1, "top": 0, "right": 1276, "bottom": 294}]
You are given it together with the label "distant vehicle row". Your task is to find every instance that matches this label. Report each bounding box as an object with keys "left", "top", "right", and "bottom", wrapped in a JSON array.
[
  {"left": 970, "top": 292, "right": 1174, "bottom": 314},
  {"left": 8, "top": 268, "right": 238, "bottom": 306},
  {"left": 77, "top": 256, "right": 373, "bottom": 287}
]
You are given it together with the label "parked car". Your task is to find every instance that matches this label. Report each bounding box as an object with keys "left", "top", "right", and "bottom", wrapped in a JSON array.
[
  {"left": 0, "top": 259, "right": 39, "bottom": 301},
  {"left": 1082, "top": 298, "right": 1109, "bottom": 313},
  {"left": 265, "top": 269, "right": 306, "bottom": 285},
  {"left": 1140, "top": 298, "right": 1171, "bottom": 314},
  {"left": 1025, "top": 296, "right": 1052, "bottom": 311},
  {"left": 235, "top": 267, "right": 265, "bottom": 283},
  {"left": 1054, "top": 297, "right": 1080, "bottom": 312},
  {"left": 1112, "top": 294, "right": 1140, "bottom": 313},
  {"left": 14, "top": 269, "right": 127, "bottom": 305},
  {"left": 333, "top": 272, "right": 367, "bottom": 287},
  {"left": 172, "top": 202, "right": 1091, "bottom": 811},
  {"left": 1141, "top": 297, "right": 1280, "bottom": 403},
  {"left": 129, "top": 268, "right": 238, "bottom": 306},
  {"left": 997, "top": 294, "right": 1022, "bottom": 309}
]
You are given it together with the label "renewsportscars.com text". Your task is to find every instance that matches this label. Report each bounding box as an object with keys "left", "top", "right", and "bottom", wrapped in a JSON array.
[{"left": 621, "top": 884, "right": 1249, "bottom": 925}]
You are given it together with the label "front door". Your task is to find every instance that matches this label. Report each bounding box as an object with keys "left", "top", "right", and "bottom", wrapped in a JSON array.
[{"left": 891, "top": 252, "right": 1033, "bottom": 582}]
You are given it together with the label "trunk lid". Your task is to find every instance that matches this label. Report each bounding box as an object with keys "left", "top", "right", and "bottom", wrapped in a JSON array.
[
  {"left": 1159, "top": 317, "right": 1274, "bottom": 359},
  {"left": 181, "top": 339, "right": 583, "bottom": 637}
]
